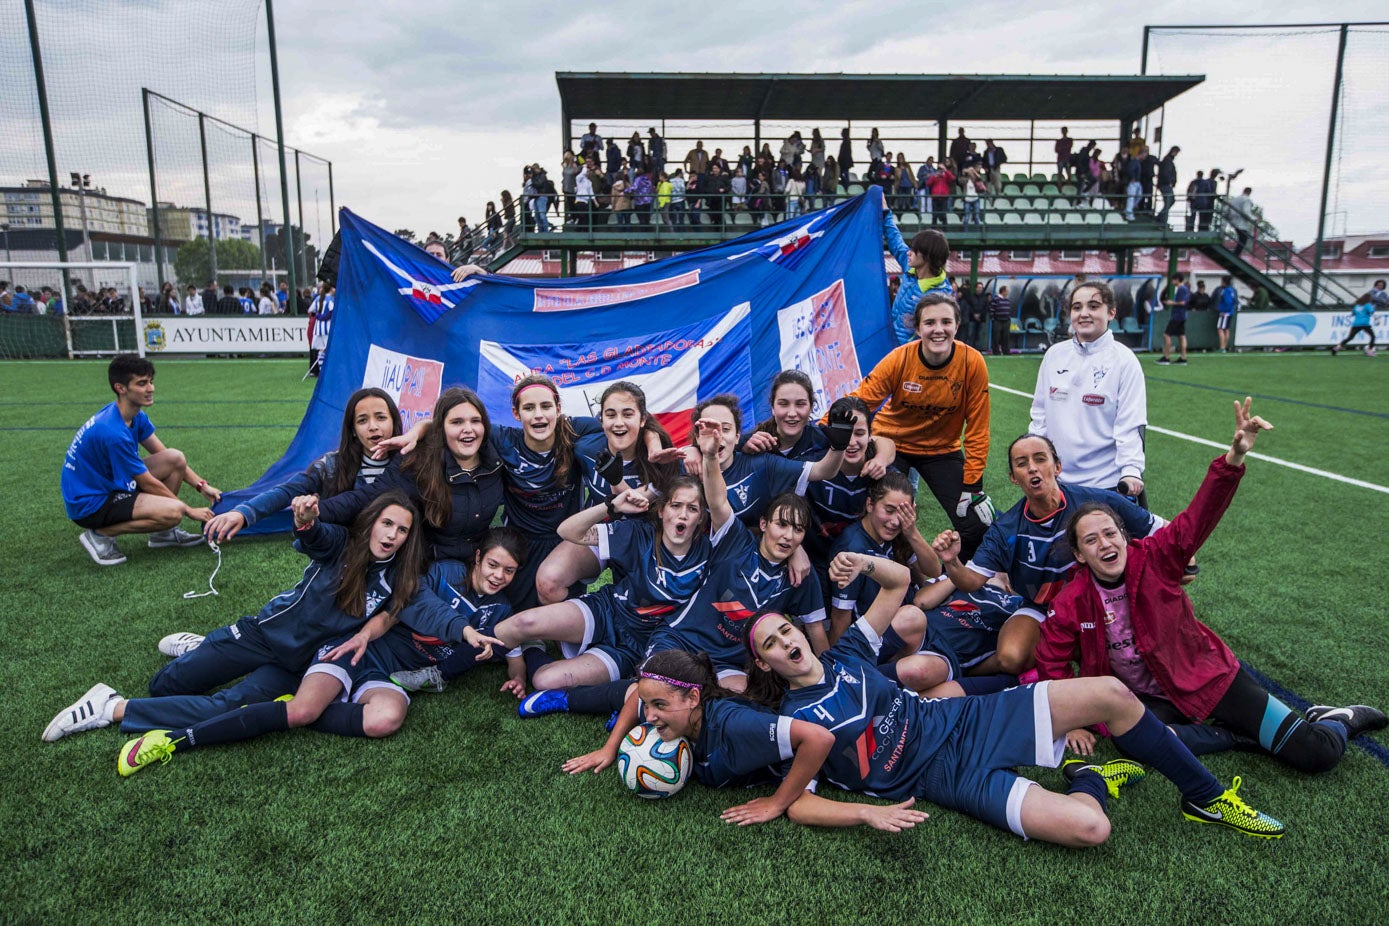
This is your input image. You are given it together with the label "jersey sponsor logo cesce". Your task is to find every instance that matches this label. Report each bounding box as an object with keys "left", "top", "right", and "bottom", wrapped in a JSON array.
[
  {"left": 1082, "top": 394, "right": 1105, "bottom": 406},
  {"left": 902, "top": 381, "right": 922, "bottom": 393}
]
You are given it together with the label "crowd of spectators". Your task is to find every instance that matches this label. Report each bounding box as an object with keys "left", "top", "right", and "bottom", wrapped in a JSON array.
[{"left": 451, "top": 125, "right": 1261, "bottom": 259}]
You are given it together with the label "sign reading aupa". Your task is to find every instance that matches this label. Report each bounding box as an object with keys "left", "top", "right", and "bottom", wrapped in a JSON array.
[{"left": 218, "top": 189, "right": 896, "bottom": 533}]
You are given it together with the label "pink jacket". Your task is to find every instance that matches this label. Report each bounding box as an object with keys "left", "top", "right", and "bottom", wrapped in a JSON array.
[{"left": 1036, "top": 455, "right": 1244, "bottom": 721}]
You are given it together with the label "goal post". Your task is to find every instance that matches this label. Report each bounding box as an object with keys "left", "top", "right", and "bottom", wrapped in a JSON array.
[{"left": 0, "top": 261, "right": 144, "bottom": 359}]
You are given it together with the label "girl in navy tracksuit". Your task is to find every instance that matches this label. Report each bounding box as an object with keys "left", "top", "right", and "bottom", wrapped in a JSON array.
[{"left": 204, "top": 387, "right": 402, "bottom": 543}]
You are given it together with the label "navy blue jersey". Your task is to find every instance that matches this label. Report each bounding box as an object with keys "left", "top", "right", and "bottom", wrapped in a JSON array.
[
  {"left": 920, "top": 585, "right": 1022, "bottom": 675},
  {"left": 598, "top": 519, "right": 712, "bottom": 632},
  {"left": 492, "top": 417, "right": 603, "bottom": 536},
  {"left": 575, "top": 431, "right": 646, "bottom": 506},
  {"left": 827, "top": 520, "right": 903, "bottom": 615},
  {"left": 804, "top": 469, "right": 872, "bottom": 565},
  {"left": 968, "top": 481, "right": 1160, "bottom": 618},
  {"left": 768, "top": 425, "right": 831, "bottom": 463},
  {"left": 694, "top": 697, "right": 793, "bottom": 788},
  {"left": 244, "top": 520, "right": 395, "bottom": 667},
  {"left": 396, "top": 559, "right": 513, "bottom": 646},
  {"left": 231, "top": 450, "right": 388, "bottom": 529},
  {"left": 721, "top": 451, "right": 812, "bottom": 527},
  {"left": 780, "top": 620, "right": 968, "bottom": 801},
  {"left": 661, "top": 518, "right": 825, "bottom": 667}
]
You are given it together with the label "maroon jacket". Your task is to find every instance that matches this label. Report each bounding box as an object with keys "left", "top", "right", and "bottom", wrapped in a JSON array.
[{"left": 1035, "top": 455, "right": 1244, "bottom": 721}]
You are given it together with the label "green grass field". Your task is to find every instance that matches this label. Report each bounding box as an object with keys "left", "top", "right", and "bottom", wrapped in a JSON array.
[{"left": 3, "top": 354, "right": 1387, "bottom": 925}]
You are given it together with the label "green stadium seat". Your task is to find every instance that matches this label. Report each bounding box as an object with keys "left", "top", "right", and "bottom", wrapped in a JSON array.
[
  {"left": 1051, "top": 198, "right": 1071, "bottom": 210},
  {"left": 846, "top": 183, "right": 866, "bottom": 196},
  {"left": 993, "top": 197, "right": 1011, "bottom": 211},
  {"left": 1022, "top": 212, "right": 1043, "bottom": 224},
  {"left": 1061, "top": 183, "right": 1077, "bottom": 197},
  {"left": 1012, "top": 172, "right": 1030, "bottom": 183},
  {"left": 1102, "top": 212, "right": 1126, "bottom": 225},
  {"left": 1001, "top": 211, "right": 1023, "bottom": 225},
  {"left": 1031, "top": 197, "right": 1050, "bottom": 210},
  {"left": 1064, "top": 212, "right": 1085, "bottom": 225},
  {"left": 1022, "top": 184, "right": 1041, "bottom": 196},
  {"left": 1121, "top": 316, "right": 1142, "bottom": 333},
  {"left": 1041, "top": 184, "right": 1060, "bottom": 197},
  {"left": 1002, "top": 184, "right": 1021, "bottom": 197},
  {"left": 732, "top": 212, "right": 753, "bottom": 226},
  {"left": 1083, "top": 211, "right": 1103, "bottom": 225},
  {"left": 898, "top": 213, "right": 921, "bottom": 228},
  {"left": 1031, "top": 173, "right": 1047, "bottom": 183}
]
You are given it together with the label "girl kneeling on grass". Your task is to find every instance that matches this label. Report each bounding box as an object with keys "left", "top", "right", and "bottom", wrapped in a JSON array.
[
  {"left": 743, "top": 551, "right": 1287, "bottom": 842},
  {"left": 44, "top": 491, "right": 424, "bottom": 746},
  {"left": 563, "top": 649, "right": 928, "bottom": 831},
  {"left": 112, "top": 494, "right": 505, "bottom": 776},
  {"left": 1038, "top": 398, "right": 1386, "bottom": 770}
]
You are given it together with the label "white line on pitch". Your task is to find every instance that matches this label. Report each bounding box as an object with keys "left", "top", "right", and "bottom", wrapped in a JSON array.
[{"left": 991, "top": 383, "right": 1389, "bottom": 495}]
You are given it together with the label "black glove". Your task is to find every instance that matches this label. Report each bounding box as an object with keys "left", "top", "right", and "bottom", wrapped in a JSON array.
[
  {"left": 594, "top": 449, "right": 625, "bottom": 487},
  {"left": 825, "top": 405, "right": 854, "bottom": 451}
]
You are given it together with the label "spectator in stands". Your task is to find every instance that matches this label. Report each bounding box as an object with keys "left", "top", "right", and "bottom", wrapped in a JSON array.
[
  {"left": 1082, "top": 148, "right": 1104, "bottom": 205},
  {"left": 1055, "top": 128, "right": 1074, "bottom": 179},
  {"left": 257, "top": 282, "right": 277, "bottom": 316},
  {"left": 579, "top": 123, "right": 602, "bottom": 162},
  {"left": 1185, "top": 171, "right": 1204, "bottom": 231},
  {"left": 1128, "top": 130, "right": 1145, "bottom": 156},
  {"left": 866, "top": 127, "right": 885, "bottom": 165},
  {"left": 785, "top": 166, "right": 805, "bottom": 221},
  {"left": 837, "top": 129, "right": 854, "bottom": 191},
  {"left": 500, "top": 190, "right": 517, "bottom": 245},
  {"left": 610, "top": 174, "right": 631, "bottom": 227},
  {"left": 1123, "top": 152, "right": 1143, "bottom": 221},
  {"left": 183, "top": 285, "right": 204, "bottom": 317},
  {"left": 605, "top": 138, "right": 622, "bottom": 184},
  {"left": 711, "top": 148, "right": 730, "bottom": 175},
  {"left": 11, "top": 284, "right": 35, "bottom": 314},
  {"left": 769, "top": 160, "right": 788, "bottom": 219},
  {"left": 1225, "top": 187, "right": 1256, "bottom": 256},
  {"left": 573, "top": 166, "right": 594, "bottom": 231},
  {"left": 685, "top": 169, "right": 703, "bottom": 227},
  {"left": 483, "top": 201, "right": 500, "bottom": 249},
  {"left": 705, "top": 162, "right": 731, "bottom": 228},
  {"left": 1189, "top": 280, "right": 1211, "bottom": 314},
  {"left": 949, "top": 129, "right": 971, "bottom": 179},
  {"left": 1194, "top": 170, "right": 1218, "bottom": 231},
  {"left": 927, "top": 159, "right": 955, "bottom": 228},
  {"left": 729, "top": 166, "right": 747, "bottom": 212},
  {"left": 237, "top": 287, "right": 254, "bottom": 314},
  {"left": 914, "top": 158, "right": 936, "bottom": 217},
  {"left": 561, "top": 152, "right": 579, "bottom": 217},
  {"left": 891, "top": 154, "right": 914, "bottom": 216},
  {"left": 276, "top": 281, "right": 289, "bottom": 311},
  {"left": 982, "top": 140, "right": 1007, "bottom": 195},
  {"left": 520, "top": 168, "right": 538, "bottom": 234},
  {"left": 655, "top": 171, "right": 673, "bottom": 226},
  {"left": 989, "top": 285, "right": 1013, "bottom": 355},
  {"left": 738, "top": 146, "right": 754, "bottom": 180},
  {"left": 1139, "top": 148, "right": 1159, "bottom": 217},
  {"left": 804, "top": 161, "right": 821, "bottom": 210},
  {"left": 685, "top": 140, "right": 709, "bottom": 177},
  {"left": 631, "top": 169, "right": 655, "bottom": 227},
  {"left": 531, "top": 164, "right": 553, "bottom": 234},
  {"left": 455, "top": 216, "right": 474, "bottom": 263},
  {"left": 1158, "top": 273, "right": 1191, "bottom": 365},
  {"left": 647, "top": 128, "right": 666, "bottom": 174},
  {"left": 961, "top": 165, "right": 983, "bottom": 228},
  {"left": 810, "top": 129, "right": 826, "bottom": 173},
  {"left": 215, "top": 285, "right": 240, "bottom": 315},
  {"left": 626, "top": 132, "right": 646, "bottom": 181},
  {"left": 668, "top": 169, "right": 686, "bottom": 227},
  {"left": 1157, "top": 147, "right": 1180, "bottom": 226},
  {"left": 822, "top": 156, "right": 840, "bottom": 208}
]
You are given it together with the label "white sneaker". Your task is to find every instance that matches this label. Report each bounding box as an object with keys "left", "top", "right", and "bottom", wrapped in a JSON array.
[
  {"left": 79, "top": 530, "right": 126, "bottom": 566},
  {"left": 390, "top": 665, "right": 448, "bottom": 693},
  {"left": 42, "top": 683, "right": 120, "bottom": 742},
  {"left": 148, "top": 527, "right": 207, "bottom": 548},
  {"left": 158, "top": 632, "right": 205, "bottom": 658}
]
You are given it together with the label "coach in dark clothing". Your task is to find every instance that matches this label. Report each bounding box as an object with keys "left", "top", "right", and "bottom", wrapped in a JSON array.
[
  {"left": 960, "top": 280, "right": 987, "bottom": 348},
  {"left": 215, "top": 285, "right": 242, "bottom": 315},
  {"left": 200, "top": 282, "right": 219, "bottom": 316},
  {"left": 988, "top": 285, "right": 1013, "bottom": 356}
]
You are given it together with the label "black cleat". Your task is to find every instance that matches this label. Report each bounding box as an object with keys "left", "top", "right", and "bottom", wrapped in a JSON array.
[{"left": 1305, "top": 705, "right": 1387, "bottom": 739}]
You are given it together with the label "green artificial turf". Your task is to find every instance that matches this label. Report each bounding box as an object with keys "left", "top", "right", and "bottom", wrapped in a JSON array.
[{"left": 2, "top": 355, "right": 1386, "bottom": 925}]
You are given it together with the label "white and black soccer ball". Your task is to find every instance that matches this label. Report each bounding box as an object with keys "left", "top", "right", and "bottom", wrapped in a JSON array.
[{"left": 616, "top": 723, "right": 693, "bottom": 799}]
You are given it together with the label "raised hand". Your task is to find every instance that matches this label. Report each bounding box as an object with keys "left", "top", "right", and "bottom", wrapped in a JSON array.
[
  {"left": 291, "top": 494, "right": 319, "bottom": 528},
  {"left": 1229, "top": 396, "right": 1272, "bottom": 461},
  {"left": 740, "top": 431, "right": 779, "bottom": 455},
  {"left": 931, "top": 530, "right": 962, "bottom": 565}
]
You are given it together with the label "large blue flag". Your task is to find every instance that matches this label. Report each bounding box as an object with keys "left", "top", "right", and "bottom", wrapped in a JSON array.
[{"left": 219, "top": 189, "right": 896, "bottom": 533}]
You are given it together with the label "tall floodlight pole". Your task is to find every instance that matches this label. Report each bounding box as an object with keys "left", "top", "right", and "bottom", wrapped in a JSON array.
[
  {"left": 199, "top": 113, "right": 218, "bottom": 284},
  {"left": 266, "top": 0, "right": 297, "bottom": 309},
  {"left": 251, "top": 133, "right": 267, "bottom": 281},
  {"left": 24, "top": 0, "right": 71, "bottom": 315},
  {"left": 1311, "top": 24, "right": 1348, "bottom": 308},
  {"left": 143, "top": 88, "right": 166, "bottom": 291}
]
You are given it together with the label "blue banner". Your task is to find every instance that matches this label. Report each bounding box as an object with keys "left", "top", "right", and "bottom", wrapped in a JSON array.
[{"left": 219, "top": 189, "right": 895, "bottom": 533}]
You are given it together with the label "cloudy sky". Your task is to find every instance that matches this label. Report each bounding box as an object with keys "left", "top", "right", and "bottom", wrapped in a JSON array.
[{"left": 4, "top": 1, "right": 1386, "bottom": 249}]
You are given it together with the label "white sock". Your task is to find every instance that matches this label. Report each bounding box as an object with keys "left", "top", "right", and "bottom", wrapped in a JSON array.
[{"left": 101, "top": 695, "right": 122, "bottom": 723}]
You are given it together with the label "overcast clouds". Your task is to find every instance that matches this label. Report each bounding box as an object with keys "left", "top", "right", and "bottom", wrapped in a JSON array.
[{"left": 6, "top": 1, "right": 1385, "bottom": 249}]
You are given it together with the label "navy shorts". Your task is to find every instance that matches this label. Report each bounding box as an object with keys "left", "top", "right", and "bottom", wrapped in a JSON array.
[
  {"left": 918, "top": 614, "right": 1010, "bottom": 680},
  {"left": 1217, "top": 313, "right": 1232, "bottom": 331},
  {"left": 566, "top": 587, "right": 648, "bottom": 682},
  {"left": 305, "top": 634, "right": 410, "bottom": 704},
  {"left": 1164, "top": 318, "right": 1187, "bottom": 337},
  {"left": 918, "top": 681, "right": 1064, "bottom": 837},
  {"left": 73, "top": 491, "right": 138, "bottom": 529}
]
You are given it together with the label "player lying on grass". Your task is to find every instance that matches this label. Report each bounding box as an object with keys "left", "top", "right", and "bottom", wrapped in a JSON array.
[
  {"left": 890, "top": 578, "right": 1027, "bottom": 698},
  {"left": 563, "top": 649, "right": 928, "bottom": 831},
  {"left": 44, "top": 492, "right": 425, "bottom": 744},
  {"left": 931, "top": 432, "right": 1167, "bottom": 677},
  {"left": 204, "top": 386, "right": 402, "bottom": 543},
  {"left": 533, "top": 380, "right": 680, "bottom": 606},
  {"left": 1039, "top": 397, "right": 1387, "bottom": 770},
  {"left": 742, "top": 551, "right": 1287, "bottom": 842},
  {"left": 106, "top": 501, "right": 512, "bottom": 776},
  {"left": 62, "top": 354, "right": 221, "bottom": 567},
  {"left": 477, "top": 476, "right": 712, "bottom": 694},
  {"left": 825, "top": 470, "right": 938, "bottom": 649}
]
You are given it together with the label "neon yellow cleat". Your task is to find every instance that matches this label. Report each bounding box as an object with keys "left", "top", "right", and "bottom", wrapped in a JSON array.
[
  {"left": 1182, "top": 776, "right": 1285, "bottom": 839},
  {"left": 117, "top": 730, "right": 183, "bottom": 777},
  {"left": 1061, "top": 758, "right": 1147, "bottom": 798}
]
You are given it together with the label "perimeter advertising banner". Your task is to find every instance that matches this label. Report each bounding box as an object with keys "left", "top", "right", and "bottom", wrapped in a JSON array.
[
  {"left": 142, "top": 316, "right": 309, "bottom": 354},
  {"left": 217, "top": 190, "right": 897, "bottom": 533},
  {"left": 1233, "top": 310, "right": 1386, "bottom": 348}
]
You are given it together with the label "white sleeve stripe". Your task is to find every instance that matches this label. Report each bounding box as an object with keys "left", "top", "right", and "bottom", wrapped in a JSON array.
[
  {"left": 795, "top": 462, "right": 812, "bottom": 496},
  {"left": 775, "top": 715, "right": 794, "bottom": 762},
  {"left": 966, "top": 563, "right": 997, "bottom": 578},
  {"left": 799, "top": 608, "right": 828, "bottom": 624},
  {"left": 710, "top": 517, "right": 735, "bottom": 546},
  {"left": 855, "top": 617, "right": 883, "bottom": 651},
  {"left": 596, "top": 523, "right": 613, "bottom": 563}
]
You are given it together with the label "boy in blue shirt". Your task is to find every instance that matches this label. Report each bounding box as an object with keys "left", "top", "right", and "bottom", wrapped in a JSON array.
[
  {"left": 62, "top": 355, "right": 221, "bottom": 566},
  {"left": 1157, "top": 273, "right": 1191, "bottom": 365},
  {"left": 1214, "top": 274, "right": 1239, "bottom": 353},
  {"left": 1331, "top": 291, "right": 1378, "bottom": 358}
]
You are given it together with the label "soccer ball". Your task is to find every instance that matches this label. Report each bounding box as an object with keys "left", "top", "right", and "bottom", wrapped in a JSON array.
[{"left": 616, "top": 723, "right": 693, "bottom": 799}]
